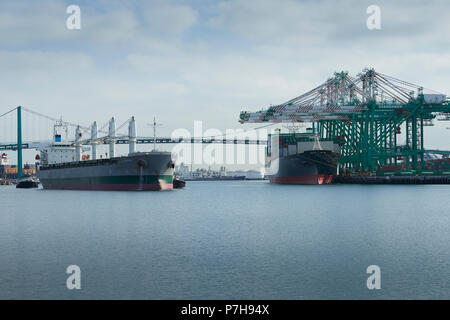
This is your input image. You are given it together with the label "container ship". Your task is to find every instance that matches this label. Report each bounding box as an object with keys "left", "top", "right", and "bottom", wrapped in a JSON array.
[
  {"left": 37, "top": 117, "right": 174, "bottom": 191},
  {"left": 265, "top": 130, "right": 341, "bottom": 185}
]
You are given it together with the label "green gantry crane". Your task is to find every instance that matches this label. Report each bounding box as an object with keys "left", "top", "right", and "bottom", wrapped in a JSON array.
[{"left": 239, "top": 69, "right": 450, "bottom": 175}]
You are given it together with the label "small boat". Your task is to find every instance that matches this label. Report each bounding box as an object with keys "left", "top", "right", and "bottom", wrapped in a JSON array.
[
  {"left": 16, "top": 178, "right": 39, "bottom": 189},
  {"left": 173, "top": 178, "right": 186, "bottom": 189},
  {"left": 1, "top": 180, "right": 12, "bottom": 185}
]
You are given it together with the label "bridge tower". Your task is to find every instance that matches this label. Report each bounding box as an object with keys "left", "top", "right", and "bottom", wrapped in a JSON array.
[{"left": 17, "top": 106, "right": 22, "bottom": 179}]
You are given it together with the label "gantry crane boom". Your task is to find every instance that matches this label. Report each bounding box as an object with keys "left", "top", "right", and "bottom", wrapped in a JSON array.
[{"left": 239, "top": 68, "right": 450, "bottom": 173}]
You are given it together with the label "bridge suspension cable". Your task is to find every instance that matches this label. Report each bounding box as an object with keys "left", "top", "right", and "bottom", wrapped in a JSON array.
[
  {"left": 21, "top": 107, "right": 89, "bottom": 130},
  {"left": 0, "top": 107, "right": 18, "bottom": 119}
]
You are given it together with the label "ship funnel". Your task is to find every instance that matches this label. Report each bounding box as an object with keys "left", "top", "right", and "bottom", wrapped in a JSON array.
[
  {"left": 91, "top": 121, "right": 98, "bottom": 160},
  {"left": 75, "top": 125, "right": 82, "bottom": 162},
  {"left": 128, "top": 116, "right": 137, "bottom": 155},
  {"left": 108, "top": 117, "right": 116, "bottom": 158}
]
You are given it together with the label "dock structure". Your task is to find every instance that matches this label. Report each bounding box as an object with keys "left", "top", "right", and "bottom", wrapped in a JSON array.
[
  {"left": 239, "top": 68, "right": 450, "bottom": 180},
  {"left": 334, "top": 175, "right": 450, "bottom": 185}
]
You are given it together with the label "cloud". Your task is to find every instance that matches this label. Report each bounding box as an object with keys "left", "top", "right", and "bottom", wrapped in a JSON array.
[
  {"left": 144, "top": 4, "right": 198, "bottom": 35},
  {"left": 0, "top": 0, "right": 198, "bottom": 48},
  {"left": 0, "top": 49, "right": 189, "bottom": 128},
  {"left": 0, "top": 0, "right": 69, "bottom": 46},
  {"left": 208, "top": 0, "right": 450, "bottom": 51},
  {"left": 0, "top": 50, "right": 93, "bottom": 72},
  {"left": 0, "top": 0, "right": 449, "bottom": 153}
]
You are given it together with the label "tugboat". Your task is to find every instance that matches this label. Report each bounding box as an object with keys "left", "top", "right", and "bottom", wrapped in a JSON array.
[
  {"left": 173, "top": 177, "right": 186, "bottom": 189},
  {"left": 16, "top": 178, "right": 39, "bottom": 189}
]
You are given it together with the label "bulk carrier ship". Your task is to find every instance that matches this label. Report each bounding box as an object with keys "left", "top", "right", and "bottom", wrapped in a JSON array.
[
  {"left": 37, "top": 117, "right": 174, "bottom": 191},
  {"left": 265, "top": 129, "right": 341, "bottom": 185}
]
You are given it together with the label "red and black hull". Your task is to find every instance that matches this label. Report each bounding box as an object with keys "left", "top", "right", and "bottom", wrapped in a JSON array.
[{"left": 267, "top": 150, "right": 340, "bottom": 185}]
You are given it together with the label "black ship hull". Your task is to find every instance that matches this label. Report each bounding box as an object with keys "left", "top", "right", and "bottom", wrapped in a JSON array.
[{"left": 267, "top": 150, "right": 340, "bottom": 185}]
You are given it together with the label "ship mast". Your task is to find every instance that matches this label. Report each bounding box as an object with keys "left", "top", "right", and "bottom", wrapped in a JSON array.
[{"left": 148, "top": 117, "right": 162, "bottom": 152}]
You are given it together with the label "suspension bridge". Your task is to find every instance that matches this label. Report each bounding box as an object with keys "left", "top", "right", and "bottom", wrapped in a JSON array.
[{"left": 0, "top": 106, "right": 268, "bottom": 179}]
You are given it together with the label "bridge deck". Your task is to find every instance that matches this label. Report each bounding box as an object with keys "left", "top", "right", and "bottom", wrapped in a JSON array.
[{"left": 0, "top": 137, "right": 268, "bottom": 150}]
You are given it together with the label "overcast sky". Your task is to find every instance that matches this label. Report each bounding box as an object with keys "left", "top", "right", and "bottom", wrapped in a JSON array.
[{"left": 1, "top": 0, "right": 449, "bottom": 153}]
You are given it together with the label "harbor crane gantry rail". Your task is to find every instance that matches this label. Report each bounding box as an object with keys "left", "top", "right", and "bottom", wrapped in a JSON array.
[{"left": 239, "top": 68, "right": 450, "bottom": 174}]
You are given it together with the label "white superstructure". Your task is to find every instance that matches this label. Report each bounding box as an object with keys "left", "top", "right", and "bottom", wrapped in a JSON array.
[
  {"left": 38, "top": 116, "right": 141, "bottom": 166},
  {"left": 0, "top": 153, "right": 9, "bottom": 165}
]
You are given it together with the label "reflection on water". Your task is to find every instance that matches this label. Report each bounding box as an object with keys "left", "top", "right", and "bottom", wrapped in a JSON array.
[{"left": 0, "top": 182, "right": 449, "bottom": 299}]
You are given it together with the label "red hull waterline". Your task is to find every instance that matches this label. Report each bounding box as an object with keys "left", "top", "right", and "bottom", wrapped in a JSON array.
[
  {"left": 270, "top": 174, "right": 334, "bottom": 185},
  {"left": 43, "top": 183, "right": 174, "bottom": 191}
]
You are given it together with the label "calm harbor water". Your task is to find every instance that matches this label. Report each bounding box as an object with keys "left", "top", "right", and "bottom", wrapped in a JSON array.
[{"left": 0, "top": 181, "right": 449, "bottom": 299}]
